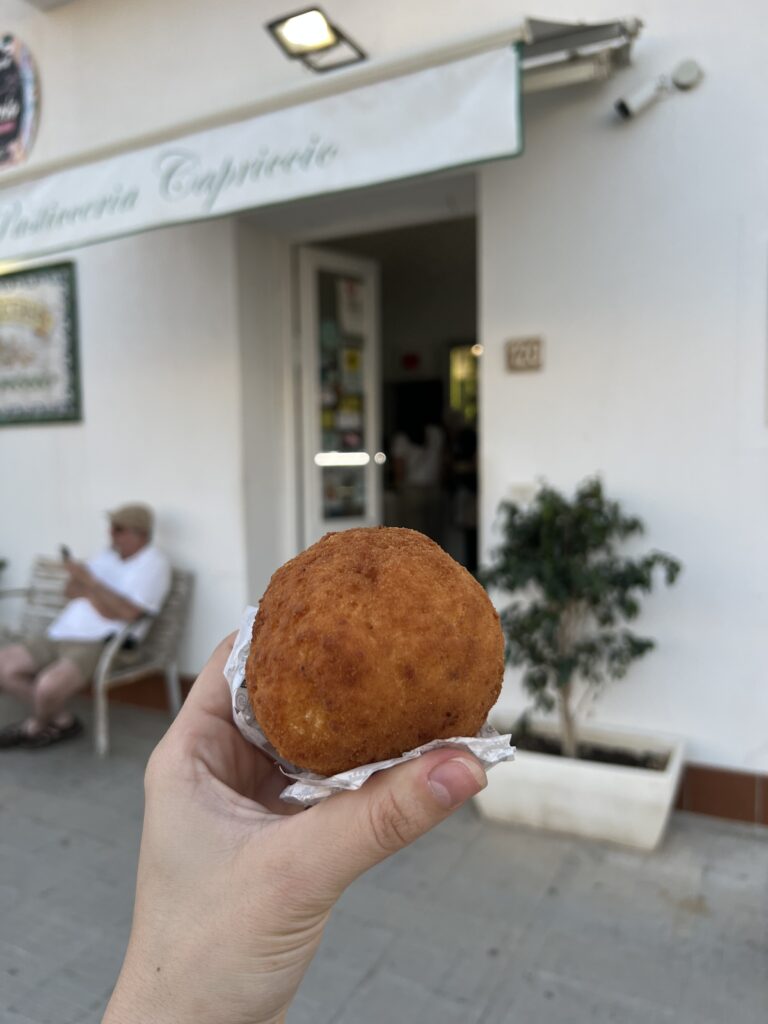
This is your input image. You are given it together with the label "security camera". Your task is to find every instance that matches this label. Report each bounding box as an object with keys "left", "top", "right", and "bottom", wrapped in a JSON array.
[
  {"left": 615, "top": 59, "right": 704, "bottom": 120},
  {"left": 615, "top": 77, "right": 666, "bottom": 119}
]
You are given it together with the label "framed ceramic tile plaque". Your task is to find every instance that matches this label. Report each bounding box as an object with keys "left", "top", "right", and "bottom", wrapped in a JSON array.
[{"left": 0, "top": 262, "right": 81, "bottom": 425}]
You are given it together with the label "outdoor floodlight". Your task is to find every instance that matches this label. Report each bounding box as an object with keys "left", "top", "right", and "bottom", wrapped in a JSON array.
[
  {"left": 267, "top": 7, "right": 367, "bottom": 72},
  {"left": 615, "top": 58, "right": 704, "bottom": 120}
]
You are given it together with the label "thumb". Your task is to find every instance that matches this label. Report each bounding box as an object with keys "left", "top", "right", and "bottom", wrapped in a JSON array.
[{"left": 287, "top": 749, "right": 487, "bottom": 904}]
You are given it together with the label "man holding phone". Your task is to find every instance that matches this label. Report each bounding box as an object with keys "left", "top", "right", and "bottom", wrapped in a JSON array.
[{"left": 0, "top": 504, "right": 171, "bottom": 749}]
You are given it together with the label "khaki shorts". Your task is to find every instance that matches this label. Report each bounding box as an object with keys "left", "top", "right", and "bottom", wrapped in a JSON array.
[{"left": 23, "top": 633, "right": 106, "bottom": 683}]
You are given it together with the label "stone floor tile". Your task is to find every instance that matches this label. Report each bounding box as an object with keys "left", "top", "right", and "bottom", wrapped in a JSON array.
[
  {"left": 4, "top": 965, "right": 112, "bottom": 1024},
  {"left": 2, "top": 693, "right": 767, "bottom": 1024},
  {"left": 676, "top": 929, "right": 768, "bottom": 1024},
  {"left": 339, "top": 877, "right": 511, "bottom": 951},
  {"left": 331, "top": 967, "right": 485, "bottom": 1024},
  {"left": 316, "top": 909, "right": 395, "bottom": 977},
  {"left": 437, "top": 927, "right": 527, "bottom": 1007},
  {"left": 291, "top": 952, "right": 380, "bottom": 1024},
  {"left": 482, "top": 968, "right": 678, "bottom": 1024},
  {"left": 58, "top": 932, "right": 128, "bottom": 994},
  {"left": 530, "top": 921, "right": 690, "bottom": 1010},
  {"left": 368, "top": 823, "right": 476, "bottom": 901}
]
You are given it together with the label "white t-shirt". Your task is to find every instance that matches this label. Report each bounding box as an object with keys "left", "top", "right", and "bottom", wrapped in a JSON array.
[
  {"left": 47, "top": 545, "right": 171, "bottom": 642},
  {"left": 392, "top": 425, "right": 444, "bottom": 486}
]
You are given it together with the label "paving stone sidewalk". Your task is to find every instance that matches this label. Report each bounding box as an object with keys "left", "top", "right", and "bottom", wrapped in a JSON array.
[{"left": 1, "top": 694, "right": 766, "bottom": 1024}]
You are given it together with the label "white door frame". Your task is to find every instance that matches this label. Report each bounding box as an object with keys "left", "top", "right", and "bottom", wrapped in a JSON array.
[
  {"left": 253, "top": 169, "right": 478, "bottom": 557},
  {"left": 298, "top": 246, "right": 382, "bottom": 548}
]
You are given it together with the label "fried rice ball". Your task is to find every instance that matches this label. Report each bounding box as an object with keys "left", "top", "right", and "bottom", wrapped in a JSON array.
[{"left": 245, "top": 526, "right": 504, "bottom": 775}]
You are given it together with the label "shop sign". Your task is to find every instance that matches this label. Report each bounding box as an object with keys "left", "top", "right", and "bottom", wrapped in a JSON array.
[
  {"left": 0, "top": 46, "right": 521, "bottom": 261},
  {"left": 0, "top": 35, "right": 39, "bottom": 170}
]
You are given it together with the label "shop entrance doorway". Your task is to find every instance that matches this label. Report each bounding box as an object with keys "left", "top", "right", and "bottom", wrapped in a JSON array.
[{"left": 299, "top": 217, "right": 479, "bottom": 571}]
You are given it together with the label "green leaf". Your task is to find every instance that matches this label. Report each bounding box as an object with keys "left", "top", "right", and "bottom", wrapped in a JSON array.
[{"left": 482, "top": 476, "right": 682, "bottom": 749}]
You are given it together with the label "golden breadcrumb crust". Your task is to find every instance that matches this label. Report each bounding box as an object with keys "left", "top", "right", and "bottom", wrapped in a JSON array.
[{"left": 245, "top": 527, "right": 504, "bottom": 775}]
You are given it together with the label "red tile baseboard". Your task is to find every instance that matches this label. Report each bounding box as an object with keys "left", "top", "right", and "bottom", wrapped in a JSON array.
[
  {"left": 85, "top": 673, "right": 194, "bottom": 712},
  {"left": 677, "top": 763, "right": 767, "bottom": 826}
]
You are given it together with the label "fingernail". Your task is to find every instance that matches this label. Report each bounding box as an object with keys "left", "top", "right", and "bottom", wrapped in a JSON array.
[{"left": 428, "top": 757, "right": 487, "bottom": 809}]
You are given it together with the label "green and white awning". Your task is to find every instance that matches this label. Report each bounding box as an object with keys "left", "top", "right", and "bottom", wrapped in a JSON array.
[
  {"left": 0, "top": 14, "right": 641, "bottom": 262},
  {"left": 0, "top": 46, "right": 522, "bottom": 261}
]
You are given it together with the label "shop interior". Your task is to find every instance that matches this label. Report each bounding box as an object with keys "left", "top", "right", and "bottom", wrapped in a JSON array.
[{"left": 323, "top": 216, "right": 480, "bottom": 570}]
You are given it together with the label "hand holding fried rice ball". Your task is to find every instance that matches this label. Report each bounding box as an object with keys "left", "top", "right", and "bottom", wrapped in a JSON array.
[
  {"left": 246, "top": 527, "right": 504, "bottom": 775},
  {"left": 105, "top": 633, "right": 490, "bottom": 1024}
]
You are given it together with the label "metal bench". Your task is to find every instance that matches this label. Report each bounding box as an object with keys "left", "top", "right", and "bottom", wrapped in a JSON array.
[{"left": 0, "top": 557, "right": 193, "bottom": 755}]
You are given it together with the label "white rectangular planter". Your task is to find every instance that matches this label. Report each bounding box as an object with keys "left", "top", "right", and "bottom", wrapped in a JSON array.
[{"left": 474, "top": 722, "right": 685, "bottom": 851}]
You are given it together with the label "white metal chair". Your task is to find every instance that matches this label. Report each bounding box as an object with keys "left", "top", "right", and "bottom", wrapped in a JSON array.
[
  {"left": 92, "top": 568, "right": 193, "bottom": 755},
  {"left": 0, "top": 558, "right": 193, "bottom": 755},
  {"left": 0, "top": 557, "right": 69, "bottom": 642}
]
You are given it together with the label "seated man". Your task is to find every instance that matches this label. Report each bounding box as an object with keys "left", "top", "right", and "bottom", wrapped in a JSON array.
[{"left": 0, "top": 504, "right": 171, "bottom": 749}]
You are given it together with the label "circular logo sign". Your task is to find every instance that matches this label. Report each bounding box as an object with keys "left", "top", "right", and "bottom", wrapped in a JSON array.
[{"left": 0, "top": 34, "right": 39, "bottom": 170}]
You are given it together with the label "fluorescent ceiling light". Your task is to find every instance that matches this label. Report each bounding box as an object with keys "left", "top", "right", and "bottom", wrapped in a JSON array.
[{"left": 267, "top": 7, "right": 367, "bottom": 72}]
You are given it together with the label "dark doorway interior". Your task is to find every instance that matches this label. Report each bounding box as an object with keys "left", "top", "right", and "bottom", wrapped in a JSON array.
[{"left": 323, "top": 217, "right": 479, "bottom": 570}]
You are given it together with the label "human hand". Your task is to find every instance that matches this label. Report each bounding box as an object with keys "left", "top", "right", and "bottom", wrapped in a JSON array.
[
  {"left": 103, "top": 636, "right": 488, "bottom": 1024},
  {"left": 63, "top": 560, "right": 93, "bottom": 600}
]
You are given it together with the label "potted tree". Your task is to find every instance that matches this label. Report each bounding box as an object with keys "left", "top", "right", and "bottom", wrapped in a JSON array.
[{"left": 474, "top": 477, "right": 684, "bottom": 849}]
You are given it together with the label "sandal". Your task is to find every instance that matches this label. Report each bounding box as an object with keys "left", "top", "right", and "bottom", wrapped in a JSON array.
[
  {"left": 0, "top": 720, "right": 32, "bottom": 749},
  {"left": 23, "top": 716, "right": 84, "bottom": 749}
]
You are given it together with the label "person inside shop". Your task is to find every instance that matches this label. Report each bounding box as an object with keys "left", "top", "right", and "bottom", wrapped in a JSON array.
[
  {"left": 391, "top": 409, "right": 445, "bottom": 545},
  {"left": 0, "top": 503, "right": 171, "bottom": 749}
]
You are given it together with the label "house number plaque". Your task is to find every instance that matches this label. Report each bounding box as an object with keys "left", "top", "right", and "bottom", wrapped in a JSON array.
[{"left": 506, "top": 337, "right": 543, "bottom": 372}]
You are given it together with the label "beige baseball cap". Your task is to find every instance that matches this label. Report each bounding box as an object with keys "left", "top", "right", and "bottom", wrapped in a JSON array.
[{"left": 108, "top": 503, "right": 154, "bottom": 536}]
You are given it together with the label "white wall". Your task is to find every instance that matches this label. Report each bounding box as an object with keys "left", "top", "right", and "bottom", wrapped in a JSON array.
[
  {"left": 3, "top": 0, "right": 768, "bottom": 768},
  {"left": 0, "top": 0, "right": 525, "bottom": 182},
  {"left": 0, "top": 218, "right": 250, "bottom": 672},
  {"left": 480, "top": 1, "right": 768, "bottom": 771},
  {"left": 236, "top": 220, "right": 297, "bottom": 600}
]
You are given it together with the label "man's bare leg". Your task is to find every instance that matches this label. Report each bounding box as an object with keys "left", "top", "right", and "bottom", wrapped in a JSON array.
[
  {"left": 0, "top": 644, "right": 37, "bottom": 705},
  {"left": 30, "top": 658, "right": 88, "bottom": 732},
  {"left": 0, "top": 651, "right": 85, "bottom": 743}
]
